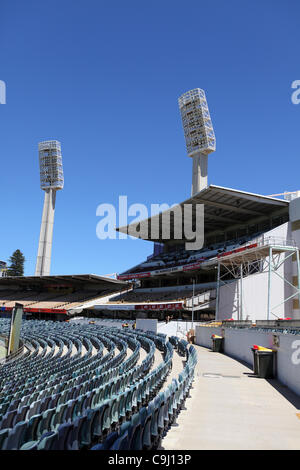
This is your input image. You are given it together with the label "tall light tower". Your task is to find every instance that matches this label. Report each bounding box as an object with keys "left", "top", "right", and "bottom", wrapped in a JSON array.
[
  {"left": 178, "top": 88, "right": 216, "bottom": 196},
  {"left": 35, "top": 140, "right": 64, "bottom": 276}
]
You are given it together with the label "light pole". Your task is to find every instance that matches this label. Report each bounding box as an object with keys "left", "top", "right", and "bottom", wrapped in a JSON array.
[
  {"left": 35, "top": 140, "right": 64, "bottom": 276},
  {"left": 178, "top": 88, "right": 216, "bottom": 196}
]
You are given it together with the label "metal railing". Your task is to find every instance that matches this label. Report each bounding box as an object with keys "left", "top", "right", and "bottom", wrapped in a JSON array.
[
  {"left": 250, "top": 235, "right": 296, "bottom": 248},
  {"left": 222, "top": 320, "right": 253, "bottom": 328},
  {"left": 255, "top": 319, "right": 300, "bottom": 329}
]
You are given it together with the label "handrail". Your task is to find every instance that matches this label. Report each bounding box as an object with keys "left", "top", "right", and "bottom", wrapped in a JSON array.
[{"left": 251, "top": 235, "right": 296, "bottom": 248}]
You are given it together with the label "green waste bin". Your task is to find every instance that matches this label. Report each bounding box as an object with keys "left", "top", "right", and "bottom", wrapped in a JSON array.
[
  {"left": 257, "top": 350, "right": 275, "bottom": 378},
  {"left": 212, "top": 335, "right": 224, "bottom": 353}
]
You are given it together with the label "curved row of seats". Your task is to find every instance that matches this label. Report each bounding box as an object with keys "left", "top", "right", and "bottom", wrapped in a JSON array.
[
  {"left": 0, "top": 319, "right": 197, "bottom": 450},
  {"left": 0, "top": 320, "right": 158, "bottom": 448},
  {"left": 0, "top": 323, "right": 147, "bottom": 435},
  {"left": 91, "top": 341, "right": 197, "bottom": 450}
]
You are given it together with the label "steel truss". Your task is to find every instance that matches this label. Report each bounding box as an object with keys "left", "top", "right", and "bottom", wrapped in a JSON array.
[{"left": 215, "top": 237, "right": 300, "bottom": 320}]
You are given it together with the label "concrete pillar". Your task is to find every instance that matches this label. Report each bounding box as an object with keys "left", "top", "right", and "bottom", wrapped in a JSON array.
[
  {"left": 192, "top": 153, "right": 208, "bottom": 196},
  {"left": 35, "top": 189, "right": 56, "bottom": 276},
  {"left": 289, "top": 197, "right": 300, "bottom": 319}
]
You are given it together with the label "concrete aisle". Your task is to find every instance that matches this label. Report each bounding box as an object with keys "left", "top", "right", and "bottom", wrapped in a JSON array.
[{"left": 161, "top": 345, "right": 300, "bottom": 450}]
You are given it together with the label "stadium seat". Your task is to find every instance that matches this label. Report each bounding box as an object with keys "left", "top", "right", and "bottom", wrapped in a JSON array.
[
  {"left": 0, "top": 409, "right": 17, "bottom": 430},
  {"left": 68, "top": 415, "right": 86, "bottom": 450},
  {"left": 91, "top": 430, "right": 119, "bottom": 450},
  {"left": 128, "top": 412, "right": 142, "bottom": 450},
  {"left": 0, "top": 428, "right": 9, "bottom": 449},
  {"left": 24, "top": 414, "right": 42, "bottom": 443},
  {"left": 57, "top": 422, "right": 74, "bottom": 450},
  {"left": 3, "top": 420, "right": 28, "bottom": 450},
  {"left": 36, "top": 408, "right": 56, "bottom": 439},
  {"left": 90, "top": 403, "right": 109, "bottom": 442},
  {"left": 37, "top": 431, "right": 59, "bottom": 450},
  {"left": 109, "top": 430, "right": 129, "bottom": 450}
]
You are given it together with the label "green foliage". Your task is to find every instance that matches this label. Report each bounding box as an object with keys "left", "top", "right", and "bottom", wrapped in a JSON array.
[{"left": 7, "top": 249, "right": 25, "bottom": 277}]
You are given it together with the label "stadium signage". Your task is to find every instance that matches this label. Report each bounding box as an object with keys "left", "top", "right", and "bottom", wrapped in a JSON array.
[
  {"left": 135, "top": 302, "right": 183, "bottom": 310},
  {"left": 182, "top": 260, "right": 205, "bottom": 271},
  {"left": 217, "top": 243, "right": 258, "bottom": 258},
  {"left": 118, "top": 272, "right": 151, "bottom": 280},
  {"left": 291, "top": 80, "right": 300, "bottom": 105},
  {"left": 94, "top": 304, "right": 135, "bottom": 310},
  {"left": 117, "top": 259, "right": 207, "bottom": 280},
  {"left": 117, "top": 273, "right": 150, "bottom": 280},
  {"left": 1, "top": 306, "right": 67, "bottom": 314},
  {"left": 152, "top": 266, "right": 183, "bottom": 275}
]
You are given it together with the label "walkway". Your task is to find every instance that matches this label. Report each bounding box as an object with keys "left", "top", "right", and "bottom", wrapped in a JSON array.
[{"left": 161, "top": 345, "right": 300, "bottom": 450}]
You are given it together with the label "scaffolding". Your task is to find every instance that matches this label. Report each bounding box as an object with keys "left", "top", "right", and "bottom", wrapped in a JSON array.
[{"left": 215, "top": 237, "right": 300, "bottom": 320}]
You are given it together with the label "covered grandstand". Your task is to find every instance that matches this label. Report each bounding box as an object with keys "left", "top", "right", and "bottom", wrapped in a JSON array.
[
  {"left": 100, "top": 184, "right": 298, "bottom": 322},
  {"left": 117, "top": 185, "right": 289, "bottom": 248},
  {"left": 0, "top": 274, "right": 128, "bottom": 321},
  {"left": 2, "top": 187, "right": 295, "bottom": 325}
]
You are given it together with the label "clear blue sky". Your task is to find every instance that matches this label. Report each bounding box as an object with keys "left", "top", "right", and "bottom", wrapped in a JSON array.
[{"left": 0, "top": 0, "right": 299, "bottom": 276}]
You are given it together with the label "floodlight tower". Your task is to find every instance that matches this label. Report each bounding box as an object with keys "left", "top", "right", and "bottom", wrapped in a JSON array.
[
  {"left": 35, "top": 140, "right": 64, "bottom": 276},
  {"left": 178, "top": 88, "right": 216, "bottom": 196}
]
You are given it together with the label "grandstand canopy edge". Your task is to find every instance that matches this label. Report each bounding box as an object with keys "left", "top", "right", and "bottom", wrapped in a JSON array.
[
  {"left": 116, "top": 185, "right": 289, "bottom": 244},
  {"left": 0, "top": 274, "right": 128, "bottom": 290}
]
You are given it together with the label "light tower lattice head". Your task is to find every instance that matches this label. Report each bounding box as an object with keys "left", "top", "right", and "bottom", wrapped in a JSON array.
[
  {"left": 178, "top": 88, "right": 216, "bottom": 196},
  {"left": 35, "top": 140, "right": 64, "bottom": 276}
]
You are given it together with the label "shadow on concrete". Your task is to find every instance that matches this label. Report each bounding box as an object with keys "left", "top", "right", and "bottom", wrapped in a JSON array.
[
  {"left": 219, "top": 351, "right": 253, "bottom": 370},
  {"left": 210, "top": 349, "right": 300, "bottom": 409},
  {"left": 265, "top": 378, "right": 300, "bottom": 409}
]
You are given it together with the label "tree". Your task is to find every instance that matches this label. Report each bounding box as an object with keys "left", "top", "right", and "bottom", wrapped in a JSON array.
[{"left": 7, "top": 250, "right": 25, "bottom": 277}]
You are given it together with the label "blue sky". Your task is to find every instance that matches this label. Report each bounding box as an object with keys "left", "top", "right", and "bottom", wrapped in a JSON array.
[{"left": 0, "top": 0, "right": 299, "bottom": 276}]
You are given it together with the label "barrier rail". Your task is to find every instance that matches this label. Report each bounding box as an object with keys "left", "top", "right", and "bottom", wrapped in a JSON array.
[{"left": 251, "top": 236, "right": 296, "bottom": 248}]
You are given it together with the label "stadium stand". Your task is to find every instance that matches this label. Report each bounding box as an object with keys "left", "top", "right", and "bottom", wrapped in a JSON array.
[
  {"left": 98, "top": 185, "right": 291, "bottom": 322},
  {"left": 109, "top": 286, "right": 215, "bottom": 303},
  {"left": 119, "top": 232, "right": 266, "bottom": 278},
  {"left": 0, "top": 275, "right": 129, "bottom": 320},
  {"left": 0, "top": 318, "right": 197, "bottom": 450}
]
